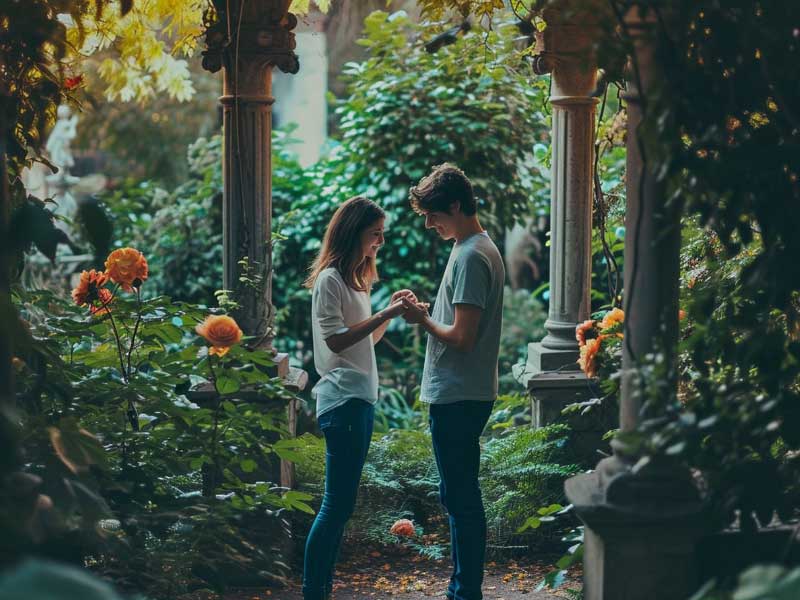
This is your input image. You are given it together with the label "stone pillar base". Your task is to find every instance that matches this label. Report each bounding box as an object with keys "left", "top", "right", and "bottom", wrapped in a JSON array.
[
  {"left": 565, "top": 458, "right": 707, "bottom": 600},
  {"left": 525, "top": 341, "right": 580, "bottom": 373},
  {"left": 525, "top": 370, "right": 616, "bottom": 464}
]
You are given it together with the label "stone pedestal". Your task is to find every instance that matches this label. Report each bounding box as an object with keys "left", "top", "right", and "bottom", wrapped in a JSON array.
[
  {"left": 525, "top": 341, "right": 580, "bottom": 373},
  {"left": 528, "top": 371, "right": 616, "bottom": 464},
  {"left": 566, "top": 458, "right": 705, "bottom": 600}
]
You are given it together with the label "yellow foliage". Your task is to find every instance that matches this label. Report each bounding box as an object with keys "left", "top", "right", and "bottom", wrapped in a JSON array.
[{"left": 68, "top": 0, "right": 331, "bottom": 103}]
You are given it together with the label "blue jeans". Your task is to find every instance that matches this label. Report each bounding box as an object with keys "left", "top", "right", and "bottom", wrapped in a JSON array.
[
  {"left": 303, "top": 398, "right": 374, "bottom": 600},
  {"left": 429, "top": 400, "right": 494, "bottom": 600}
]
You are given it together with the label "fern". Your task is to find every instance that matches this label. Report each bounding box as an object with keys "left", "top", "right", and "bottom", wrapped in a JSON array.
[
  {"left": 295, "top": 425, "right": 579, "bottom": 553},
  {"left": 482, "top": 425, "right": 580, "bottom": 544}
]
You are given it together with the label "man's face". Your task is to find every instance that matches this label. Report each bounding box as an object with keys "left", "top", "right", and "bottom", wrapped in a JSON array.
[{"left": 423, "top": 209, "right": 457, "bottom": 240}]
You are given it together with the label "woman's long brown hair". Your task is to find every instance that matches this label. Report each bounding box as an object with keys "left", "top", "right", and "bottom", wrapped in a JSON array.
[{"left": 304, "top": 196, "right": 385, "bottom": 291}]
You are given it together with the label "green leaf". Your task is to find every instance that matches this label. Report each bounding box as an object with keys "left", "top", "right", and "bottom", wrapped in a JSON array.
[
  {"left": 72, "top": 343, "right": 120, "bottom": 369},
  {"left": 149, "top": 323, "right": 183, "bottom": 344},
  {"left": 516, "top": 516, "right": 541, "bottom": 533},
  {"left": 240, "top": 458, "right": 257, "bottom": 473},
  {"left": 272, "top": 438, "right": 306, "bottom": 462},
  {"left": 246, "top": 350, "right": 276, "bottom": 367},
  {"left": 216, "top": 376, "right": 239, "bottom": 395},
  {"left": 282, "top": 490, "right": 316, "bottom": 515}
]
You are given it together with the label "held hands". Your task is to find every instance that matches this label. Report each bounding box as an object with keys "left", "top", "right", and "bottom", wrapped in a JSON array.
[
  {"left": 383, "top": 289, "right": 418, "bottom": 319},
  {"left": 400, "top": 296, "right": 430, "bottom": 324},
  {"left": 391, "top": 289, "right": 418, "bottom": 304}
]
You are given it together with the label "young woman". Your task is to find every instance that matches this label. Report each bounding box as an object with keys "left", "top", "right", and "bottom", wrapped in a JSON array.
[{"left": 302, "top": 196, "right": 414, "bottom": 600}]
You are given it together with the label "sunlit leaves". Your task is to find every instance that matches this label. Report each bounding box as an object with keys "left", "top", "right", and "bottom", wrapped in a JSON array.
[
  {"left": 290, "top": 0, "right": 332, "bottom": 14},
  {"left": 67, "top": 0, "right": 204, "bottom": 103},
  {"left": 67, "top": 0, "right": 334, "bottom": 103}
]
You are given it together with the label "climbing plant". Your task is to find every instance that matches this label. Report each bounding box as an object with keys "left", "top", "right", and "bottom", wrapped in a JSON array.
[{"left": 606, "top": 0, "right": 800, "bottom": 530}]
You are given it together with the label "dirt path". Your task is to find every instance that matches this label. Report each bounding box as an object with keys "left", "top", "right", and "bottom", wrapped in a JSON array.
[{"left": 223, "top": 553, "right": 579, "bottom": 600}]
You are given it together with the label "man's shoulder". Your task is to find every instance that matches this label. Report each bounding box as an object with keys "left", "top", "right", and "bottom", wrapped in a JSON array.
[{"left": 456, "top": 234, "right": 502, "bottom": 268}]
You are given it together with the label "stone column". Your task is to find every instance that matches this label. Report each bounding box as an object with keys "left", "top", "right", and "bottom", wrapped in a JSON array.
[
  {"left": 520, "top": 2, "right": 612, "bottom": 452},
  {"left": 201, "top": 1, "right": 307, "bottom": 493},
  {"left": 564, "top": 8, "right": 705, "bottom": 600},
  {"left": 202, "top": 0, "right": 298, "bottom": 376}
]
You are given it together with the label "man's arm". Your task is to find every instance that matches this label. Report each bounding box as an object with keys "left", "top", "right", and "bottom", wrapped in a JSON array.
[{"left": 401, "top": 299, "right": 482, "bottom": 353}]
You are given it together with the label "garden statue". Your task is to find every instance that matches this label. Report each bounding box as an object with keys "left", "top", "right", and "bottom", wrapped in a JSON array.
[
  {"left": 45, "top": 105, "right": 79, "bottom": 182},
  {"left": 45, "top": 105, "right": 81, "bottom": 230}
]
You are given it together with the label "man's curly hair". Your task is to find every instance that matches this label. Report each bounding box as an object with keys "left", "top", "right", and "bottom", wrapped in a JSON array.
[{"left": 409, "top": 163, "right": 477, "bottom": 216}]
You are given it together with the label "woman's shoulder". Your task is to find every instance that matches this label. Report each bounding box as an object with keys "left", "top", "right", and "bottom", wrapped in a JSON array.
[{"left": 314, "top": 267, "right": 344, "bottom": 289}]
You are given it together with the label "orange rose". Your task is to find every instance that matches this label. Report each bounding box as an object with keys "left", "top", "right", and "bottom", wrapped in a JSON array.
[
  {"left": 578, "top": 336, "right": 603, "bottom": 378},
  {"left": 679, "top": 309, "right": 687, "bottom": 321},
  {"left": 90, "top": 288, "right": 114, "bottom": 316},
  {"left": 196, "top": 315, "right": 243, "bottom": 356},
  {"left": 575, "top": 319, "right": 597, "bottom": 346},
  {"left": 390, "top": 518, "right": 415, "bottom": 537},
  {"left": 72, "top": 269, "right": 109, "bottom": 307},
  {"left": 105, "top": 248, "right": 148, "bottom": 291},
  {"left": 600, "top": 307, "right": 625, "bottom": 331}
]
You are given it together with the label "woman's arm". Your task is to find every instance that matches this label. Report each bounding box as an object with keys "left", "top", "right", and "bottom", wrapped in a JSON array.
[
  {"left": 372, "top": 289, "right": 417, "bottom": 345},
  {"left": 325, "top": 301, "right": 405, "bottom": 354}
]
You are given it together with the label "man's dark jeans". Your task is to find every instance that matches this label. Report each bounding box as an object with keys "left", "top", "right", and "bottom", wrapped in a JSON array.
[
  {"left": 429, "top": 400, "right": 495, "bottom": 600},
  {"left": 303, "top": 399, "right": 374, "bottom": 600}
]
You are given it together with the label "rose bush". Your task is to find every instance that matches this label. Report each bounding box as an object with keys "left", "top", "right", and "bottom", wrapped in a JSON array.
[
  {"left": 13, "top": 245, "right": 312, "bottom": 596},
  {"left": 576, "top": 309, "right": 624, "bottom": 386}
]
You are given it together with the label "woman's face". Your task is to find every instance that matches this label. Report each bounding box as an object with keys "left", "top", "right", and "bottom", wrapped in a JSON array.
[{"left": 359, "top": 218, "right": 385, "bottom": 261}]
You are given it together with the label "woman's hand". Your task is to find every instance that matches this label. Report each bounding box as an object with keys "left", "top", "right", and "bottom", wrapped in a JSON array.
[{"left": 382, "top": 300, "right": 407, "bottom": 320}]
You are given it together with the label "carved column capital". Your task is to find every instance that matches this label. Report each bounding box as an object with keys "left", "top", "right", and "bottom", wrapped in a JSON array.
[
  {"left": 202, "top": 0, "right": 300, "bottom": 80},
  {"left": 532, "top": 0, "right": 607, "bottom": 97}
]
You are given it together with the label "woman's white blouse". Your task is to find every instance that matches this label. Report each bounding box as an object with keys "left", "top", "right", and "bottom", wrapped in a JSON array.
[{"left": 311, "top": 267, "right": 379, "bottom": 418}]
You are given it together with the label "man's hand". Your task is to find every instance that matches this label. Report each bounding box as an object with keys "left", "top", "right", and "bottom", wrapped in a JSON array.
[
  {"left": 400, "top": 297, "right": 430, "bottom": 324},
  {"left": 391, "top": 289, "right": 418, "bottom": 304}
]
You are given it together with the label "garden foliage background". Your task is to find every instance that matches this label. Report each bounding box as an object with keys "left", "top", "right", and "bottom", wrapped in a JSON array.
[
  {"left": 2, "top": 1, "right": 799, "bottom": 599},
  {"left": 3, "top": 7, "right": 614, "bottom": 598}
]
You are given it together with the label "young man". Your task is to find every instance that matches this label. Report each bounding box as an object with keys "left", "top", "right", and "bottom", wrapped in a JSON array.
[{"left": 401, "top": 164, "right": 505, "bottom": 600}]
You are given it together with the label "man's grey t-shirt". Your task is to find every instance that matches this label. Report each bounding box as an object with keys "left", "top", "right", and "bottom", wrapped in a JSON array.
[{"left": 421, "top": 232, "right": 505, "bottom": 404}]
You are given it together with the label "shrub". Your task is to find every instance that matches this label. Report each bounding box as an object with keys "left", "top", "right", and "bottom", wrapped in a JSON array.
[{"left": 11, "top": 248, "right": 307, "bottom": 596}]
